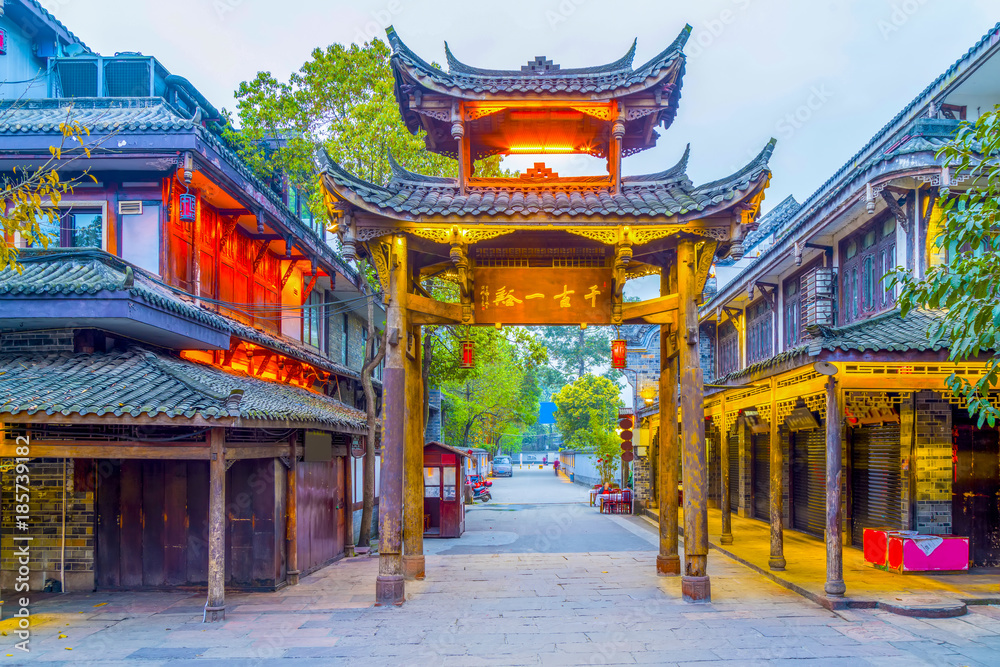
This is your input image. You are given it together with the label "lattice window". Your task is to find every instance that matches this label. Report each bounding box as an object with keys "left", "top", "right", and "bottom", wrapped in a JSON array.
[
  {"left": 778, "top": 370, "right": 822, "bottom": 389},
  {"left": 840, "top": 212, "right": 896, "bottom": 325},
  {"left": 718, "top": 321, "right": 740, "bottom": 376},
  {"left": 746, "top": 299, "right": 774, "bottom": 365}
]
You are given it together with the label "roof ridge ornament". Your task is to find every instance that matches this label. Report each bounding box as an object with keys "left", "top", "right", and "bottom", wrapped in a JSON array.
[{"left": 522, "top": 57, "right": 560, "bottom": 74}]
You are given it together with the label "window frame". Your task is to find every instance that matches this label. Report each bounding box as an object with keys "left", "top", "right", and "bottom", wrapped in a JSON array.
[
  {"left": 718, "top": 320, "right": 740, "bottom": 377},
  {"left": 839, "top": 211, "right": 897, "bottom": 325},
  {"left": 745, "top": 298, "right": 774, "bottom": 365}
]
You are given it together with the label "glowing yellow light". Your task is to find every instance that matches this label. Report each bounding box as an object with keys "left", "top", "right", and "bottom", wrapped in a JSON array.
[{"left": 506, "top": 145, "right": 577, "bottom": 154}]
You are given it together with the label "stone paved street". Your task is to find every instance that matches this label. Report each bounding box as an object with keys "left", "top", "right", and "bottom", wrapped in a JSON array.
[{"left": 1, "top": 469, "right": 999, "bottom": 665}]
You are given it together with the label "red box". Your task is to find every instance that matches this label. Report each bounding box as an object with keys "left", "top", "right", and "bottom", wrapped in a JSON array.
[{"left": 863, "top": 528, "right": 888, "bottom": 567}]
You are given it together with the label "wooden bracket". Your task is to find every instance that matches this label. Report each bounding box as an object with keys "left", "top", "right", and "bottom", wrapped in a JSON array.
[
  {"left": 694, "top": 240, "right": 718, "bottom": 299},
  {"left": 251, "top": 240, "right": 271, "bottom": 275},
  {"left": 302, "top": 270, "right": 319, "bottom": 303},
  {"left": 219, "top": 216, "right": 240, "bottom": 247},
  {"left": 222, "top": 338, "right": 241, "bottom": 367},
  {"left": 255, "top": 351, "right": 272, "bottom": 377},
  {"left": 755, "top": 282, "right": 777, "bottom": 307},
  {"left": 280, "top": 260, "right": 301, "bottom": 290},
  {"left": 722, "top": 306, "right": 743, "bottom": 325},
  {"left": 407, "top": 293, "right": 463, "bottom": 325},
  {"left": 225, "top": 458, "right": 237, "bottom": 471},
  {"left": 279, "top": 456, "right": 292, "bottom": 470},
  {"left": 880, "top": 189, "right": 909, "bottom": 233}
]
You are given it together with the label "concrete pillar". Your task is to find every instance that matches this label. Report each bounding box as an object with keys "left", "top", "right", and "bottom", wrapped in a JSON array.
[
  {"left": 286, "top": 434, "right": 300, "bottom": 585},
  {"left": 825, "top": 376, "right": 846, "bottom": 597},
  {"left": 204, "top": 427, "right": 226, "bottom": 622},
  {"left": 677, "top": 238, "right": 710, "bottom": 602},
  {"left": 376, "top": 233, "right": 407, "bottom": 605},
  {"left": 720, "top": 395, "right": 733, "bottom": 545},
  {"left": 769, "top": 377, "right": 786, "bottom": 570},
  {"left": 403, "top": 324, "right": 426, "bottom": 580}
]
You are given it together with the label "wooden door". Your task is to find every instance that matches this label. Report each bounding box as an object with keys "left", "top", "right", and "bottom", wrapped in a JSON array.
[{"left": 953, "top": 425, "right": 1000, "bottom": 566}]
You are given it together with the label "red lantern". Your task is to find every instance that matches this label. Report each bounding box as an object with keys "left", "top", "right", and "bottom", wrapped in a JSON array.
[
  {"left": 460, "top": 339, "right": 474, "bottom": 369},
  {"left": 611, "top": 339, "right": 627, "bottom": 369},
  {"left": 179, "top": 193, "right": 196, "bottom": 222}
]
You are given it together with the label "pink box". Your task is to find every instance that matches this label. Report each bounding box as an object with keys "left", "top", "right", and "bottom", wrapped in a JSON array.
[{"left": 886, "top": 535, "right": 969, "bottom": 573}]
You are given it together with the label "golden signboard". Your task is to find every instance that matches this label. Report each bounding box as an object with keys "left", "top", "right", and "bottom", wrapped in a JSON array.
[{"left": 473, "top": 267, "right": 613, "bottom": 325}]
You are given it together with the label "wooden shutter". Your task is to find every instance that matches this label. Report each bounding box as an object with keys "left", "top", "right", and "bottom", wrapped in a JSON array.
[
  {"left": 850, "top": 424, "right": 902, "bottom": 546},
  {"left": 792, "top": 426, "right": 826, "bottom": 536},
  {"left": 753, "top": 432, "right": 770, "bottom": 521}
]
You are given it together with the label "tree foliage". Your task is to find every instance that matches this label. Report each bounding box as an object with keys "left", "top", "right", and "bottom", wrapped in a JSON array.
[
  {"left": 551, "top": 373, "right": 622, "bottom": 451},
  {"left": 226, "top": 39, "right": 506, "bottom": 211},
  {"left": 895, "top": 109, "right": 1000, "bottom": 427},
  {"left": 535, "top": 325, "right": 614, "bottom": 395},
  {"left": 436, "top": 324, "right": 547, "bottom": 454}
]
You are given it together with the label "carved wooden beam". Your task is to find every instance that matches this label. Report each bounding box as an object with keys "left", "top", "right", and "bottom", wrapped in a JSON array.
[
  {"left": 722, "top": 306, "right": 743, "bottom": 325},
  {"left": 754, "top": 282, "right": 777, "bottom": 308},
  {"left": 280, "top": 260, "right": 301, "bottom": 290},
  {"left": 621, "top": 294, "right": 679, "bottom": 324},
  {"left": 222, "top": 338, "right": 241, "bottom": 367},
  {"left": 255, "top": 351, "right": 272, "bottom": 377},
  {"left": 694, "top": 241, "right": 718, "bottom": 298},
  {"left": 880, "top": 189, "right": 909, "bottom": 233},
  {"left": 407, "top": 293, "right": 463, "bottom": 325},
  {"left": 251, "top": 240, "right": 271, "bottom": 275}
]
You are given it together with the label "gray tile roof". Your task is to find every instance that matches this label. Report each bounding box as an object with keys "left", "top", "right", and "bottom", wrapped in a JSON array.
[
  {"left": 0, "top": 345, "right": 366, "bottom": 429},
  {"left": 0, "top": 97, "right": 360, "bottom": 285},
  {"left": 810, "top": 309, "right": 947, "bottom": 354},
  {"left": 323, "top": 140, "right": 775, "bottom": 220},
  {"left": 0, "top": 249, "right": 360, "bottom": 380},
  {"left": 389, "top": 25, "right": 691, "bottom": 96},
  {"left": 0, "top": 98, "right": 197, "bottom": 134},
  {"left": 743, "top": 195, "right": 802, "bottom": 253}
]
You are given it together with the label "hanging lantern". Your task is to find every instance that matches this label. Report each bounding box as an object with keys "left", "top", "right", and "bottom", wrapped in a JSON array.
[
  {"left": 611, "top": 339, "right": 627, "bottom": 369},
  {"left": 460, "top": 339, "right": 475, "bottom": 368},
  {"left": 179, "top": 193, "right": 197, "bottom": 222}
]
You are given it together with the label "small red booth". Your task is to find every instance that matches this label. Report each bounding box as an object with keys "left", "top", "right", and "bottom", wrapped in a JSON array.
[{"left": 423, "top": 442, "right": 468, "bottom": 538}]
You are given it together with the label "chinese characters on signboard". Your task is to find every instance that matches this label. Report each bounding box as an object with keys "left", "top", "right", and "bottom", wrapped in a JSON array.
[{"left": 472, "top": 267, "right": 613, "bottom": 324}]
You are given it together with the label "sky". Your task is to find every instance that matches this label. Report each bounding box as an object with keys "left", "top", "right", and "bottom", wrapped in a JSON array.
[{"left": 39, "top": 0, "right": 999, "bottom": 403}]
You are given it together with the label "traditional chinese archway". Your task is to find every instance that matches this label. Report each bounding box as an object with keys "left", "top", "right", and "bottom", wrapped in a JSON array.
[{"left": 321, "top": 25, "right": 774, "bottom": 605}]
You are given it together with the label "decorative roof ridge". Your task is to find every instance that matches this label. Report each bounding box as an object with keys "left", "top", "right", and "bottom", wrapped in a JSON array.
[
  {"left": 443, "top": 38, "right": 638, "bottom": 78},
  {"left": 744, "top": 195, "right": 802, "bottom": 250},
  {"left": 629, "top": 24, "right": 692, "bottom": 79},
  {"left": 387, "top": 151, "right": 455, "bottom": 185},
  {"left": 692, "top": 138, "right": 776, "bottom": 194},
  {"left": 623, "top": 144, "right": 690, "bottom": 184},
  {"left": 386, "top": 25, "right": 443, "bottom": 79}
]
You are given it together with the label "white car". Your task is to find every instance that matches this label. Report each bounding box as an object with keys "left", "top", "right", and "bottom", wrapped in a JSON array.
[{"left": 492, "top": 456, "right": 513, "bottom": 477}]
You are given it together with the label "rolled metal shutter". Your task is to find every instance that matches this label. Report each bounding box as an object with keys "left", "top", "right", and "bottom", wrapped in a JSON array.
[
  {"left": 753, "top": 432, "right": 770, "bottom": 521},
  {"left": 729, "top": 427, "right": 739, "bottom": 512},
  {"left": 792, "top": 427, "right": 826, "bottom": 536},
  {"left": 850, "top": 424, "right": 902, "bottom": 546}
]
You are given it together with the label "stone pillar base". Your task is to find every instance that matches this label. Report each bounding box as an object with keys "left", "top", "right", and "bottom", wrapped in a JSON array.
[
  {"left": 681, "top": 575, "right": 711, "bottom": 602},
  {"left": 375, "top": 575, "right": 405, "bottom": 606},
  {"left": 656, "top": 554, "right": 680, "bottom": 576},
  {"left": 286, "top": 569, "right": 300, "bottom": 586},
  {"left": 402, "top": 555, "right": 425, "bottom": 580},
  {"left": 720, "top": 534, "right": 733, "bottom": 545},
  {"left": 824, "top": 580, "right": 846, "bottom": 597},
  {"left": 769, "top": 557, "right": 786, "bottom": 571}
]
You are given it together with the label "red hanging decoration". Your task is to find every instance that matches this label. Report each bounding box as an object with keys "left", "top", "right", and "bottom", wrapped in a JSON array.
[
  {"left": 611, "top": 339, "right": 627, "bottom": 369},
  {"left": 179, "top": 193, "right": 197, "bottom": 222},
  {"left": 460, "top": 339, "right": 475, "bottom": 368}
]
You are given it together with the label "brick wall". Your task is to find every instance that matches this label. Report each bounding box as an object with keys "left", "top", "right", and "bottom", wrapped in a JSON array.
[
  {"left": 909, "top": 391, "right": 953, "bottom": 534},
  {"left": 634, "top": 455, "right": 652, "bottom": 508},
  {"left": 326, "top": 305, "right": 367, "bottom": 373},
  {"left": 0, "top": 329, "right": 75, "bottom": 354},
  {"left": 0, "top": 458, "right": 95, "bottom": 592},
  {"left": 425, "top": 388, "right": 443, "bottom": 443}
]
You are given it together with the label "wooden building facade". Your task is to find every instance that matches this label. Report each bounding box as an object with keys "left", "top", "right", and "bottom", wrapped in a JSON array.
[{"left": 0, "top": 0, "right": 381, "bottom": 618}]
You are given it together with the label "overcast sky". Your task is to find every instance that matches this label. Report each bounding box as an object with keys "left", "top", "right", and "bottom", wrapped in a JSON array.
[{"left": 42, "top": 0, "right": 999, "bottom": 403}]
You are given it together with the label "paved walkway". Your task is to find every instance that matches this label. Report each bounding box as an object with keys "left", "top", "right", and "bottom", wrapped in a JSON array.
[
  {"left": 2, "top": 472, "right": 999, "bottom": 664},
  {"left": 644, "top": 505, "right": 1000, "bottom": 609}
]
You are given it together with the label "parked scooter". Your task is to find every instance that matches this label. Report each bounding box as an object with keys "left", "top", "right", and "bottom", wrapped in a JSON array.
[{"left": 471, "top": 480, "right": 492, "bottom": 502}]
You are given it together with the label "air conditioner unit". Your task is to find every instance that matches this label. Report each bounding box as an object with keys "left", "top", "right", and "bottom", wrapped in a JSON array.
[
  {"left": 801, "top": 267, "right": 836, "bottom": 330},
  {"left": 118, "top": 201, "right": 143, "bottom": 215}
]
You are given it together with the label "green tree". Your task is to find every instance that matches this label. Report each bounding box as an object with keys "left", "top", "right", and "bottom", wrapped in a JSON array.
[
  {"left": 896, "top": 109, "right": 1000, "bottom": 428},
  {"left": 437, "top": 325, "right": 546, "bottom": 454},
  {"left": 535, "top": 326, "right": 614, "bottom": 394},
  {"left": 551, "top": 374, "right": 622, "bottom": 450},
  {"left": 226, "top": 39, "right": 506, "bottom": 211}
]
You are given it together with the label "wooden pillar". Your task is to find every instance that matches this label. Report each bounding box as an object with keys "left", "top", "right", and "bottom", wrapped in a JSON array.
[
  {"left": 657, "top": 263, "right": 680, "bottom": 576},
  {"left": 286, "top": 434, "right": 300, "bottom": 585},
  {"left": 344, "top": 443, "right": 355, "bottom": 558},
  {"left": 720, "top": 394, "right": 733, "bottom": 544},
  {"left": 376, "top": 233, "right": 407, "bottom": 605},
  {"left": 677, "top": 238, "right": 710, "bottom": 602},
  {"left": 204, "top": 427, "right": 226, "bottom": 622},
  {"left": 403, "top": 324, "right": 425, "bottom": 580},
  {"left": 769, "top": 377, "right": 786, "bottom": 570},
  {"left": 825, "top": 375, "right": 846, "bottom": 597}
]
